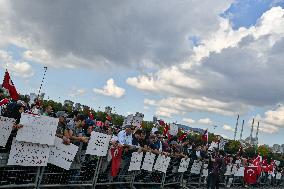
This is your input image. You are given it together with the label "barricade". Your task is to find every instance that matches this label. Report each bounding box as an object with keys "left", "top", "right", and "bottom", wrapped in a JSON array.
[
  {"left": 1, "top": 150, "right": 284, "bottom": 189},
  {"left": 0, "top": 152, "right": 40, "bottom": 188}
]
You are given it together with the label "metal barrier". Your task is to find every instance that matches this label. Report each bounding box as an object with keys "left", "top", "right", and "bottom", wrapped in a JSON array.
[{"left": 1, "top": 150, "right": 284, "bottom": 189}]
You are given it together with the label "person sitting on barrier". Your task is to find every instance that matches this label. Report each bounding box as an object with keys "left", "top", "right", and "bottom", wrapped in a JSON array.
[{"left": 56, "top": 111, "right": 71, "bottom": 145}]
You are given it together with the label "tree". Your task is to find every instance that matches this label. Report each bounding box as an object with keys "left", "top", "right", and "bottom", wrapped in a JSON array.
[
  {"left": 258, "top": 145, "right": 271, "bottom": 157},
  {"left": 225, "top": 140, "right": 241, "bottom": 154},
  {"left": 244, "top": 146, "right": 257, "bottom": 158}
]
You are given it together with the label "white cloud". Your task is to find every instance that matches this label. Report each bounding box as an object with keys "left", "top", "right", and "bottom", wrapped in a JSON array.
[
  {"left": 0, "top": 50, "right": 34, "bottom": 78},
  {"left": 0, "top": 0, "right": 232, "bottom": 69},
  {"left": 93, "top": 78, "right": 125, "bottom": 98},
  {"left": 143, "top": 96, "right": 249, "bottom": 118},
  {"left": 144, "top": 98, "right": 157, "bottom": 106},
  {"left": 127, "top": 7, "right": 284, "bottom": 116},
  {"left": 68, "top": 87, "right": 86, "bottom": 98},
  {"left": 198, "top": 118, "right": 213, "bottom": 125},
  {"left": 223, "top": 124, "right": 234, "bottom": 132},
  {"left": 248, "top": 106, "right": 284, "bottom": 134},
  {"left": 183, "top": 118, "right": 195, "bottom": 124}
]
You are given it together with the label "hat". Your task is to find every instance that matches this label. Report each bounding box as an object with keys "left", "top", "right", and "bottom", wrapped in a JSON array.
[
  {"left": 56, "top": 111, "right": 68, "bottom": 118},
  {"left": 124, "top": 125, "right": 132, "bottom": 129}
]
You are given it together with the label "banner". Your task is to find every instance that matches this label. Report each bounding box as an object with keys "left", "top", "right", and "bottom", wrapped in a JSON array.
[
  {"left": 8, "top": 139, "right": 50, "bottom": 166},
  {"left": 154, "top": 155, "right": 171, "bottom": 173},
  {"left": 234, "top": 166, "right": 245, "bottom": 177},
  {"left": 208, "top": 141, "right": 218, "bottom": 151},
  {"left": 190, "top": 160, "right": 202, "bottom": 174},
  {"left": 141, "top": 152, "right": 156, "bottom": 172},
  {"left": 16, "top": 113, "right": 58, "bottom": 145},
  {"left": 48, "top": 137, "right": 79, "bottom": 170},
  {"left": 224, "top": 164, "right": 233, "bottom": 176},
  {"left": 178, "top": 158, "right": 190, "bottom": 173},
  {"left": 128, "top": 152, "right": 143, "bottom": 171},
  {"left": 86, "top": 131, "right": 111, "bottom": 156},
  {"left": 0, "top": 116, "right": 15, "bottom": 147},
  {"left": 169, "top": 123, "right": 178, "bottom": 136},
  {"left": 202, "top": 164, "right": 208, "bottom": 177}
]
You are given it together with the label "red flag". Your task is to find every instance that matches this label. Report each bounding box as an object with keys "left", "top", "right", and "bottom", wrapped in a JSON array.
[
  {"left": 252, "top": 155, "right": 261, "bottom": 166},
  {"left": 2, "top": 70, "right": 19, "bottom": 100},
  {"left": 163, "top": 124, "right": 170, "bottom": 136},
  {"left": 202, "top": 129, "right": 208, "bottom": 143},
  {"left": 0, "top": 98, "right": 9, "bottom": 106},
  {"left": 244, "top": 166, "right": 258, "bottom": 185},
  {"left": 110, "top": 146, "right": 123, "bottom": 177},
  {"left": 89, "top": 112, "right": 94, "bottom": 120}
]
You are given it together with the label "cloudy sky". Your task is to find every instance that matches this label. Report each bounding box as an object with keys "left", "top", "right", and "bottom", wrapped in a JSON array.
[{"left": 0, "top": 0, "right": 284, "bottom": 145}]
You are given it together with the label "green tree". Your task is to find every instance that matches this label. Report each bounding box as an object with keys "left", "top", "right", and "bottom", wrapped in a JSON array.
[
  {"left": 225, "top": 140, "right": 241, "bottom": 154},
  {"left": 258, "top": 145, "right": 271, "bottom": 157}
]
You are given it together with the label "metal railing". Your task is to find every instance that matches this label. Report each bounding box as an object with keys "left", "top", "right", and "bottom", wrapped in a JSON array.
[{"left": 1, "top": 151, "right": 284, "bottom": 189}]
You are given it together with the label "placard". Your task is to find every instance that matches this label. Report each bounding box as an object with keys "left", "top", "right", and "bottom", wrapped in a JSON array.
[
  {"left": 132, "top": 112, "right": 144, "bottom": 128},
  {"left": 8, "top": 139, "right": 50, "bottom": 166},
  {"left": 141, "top": 152, "right": 156, "bottom": 171},
  {"left": 0, "top": 116, "right": 15, "bottom": 147},
  {"left": 208, "top": 141, "right": 218, "bottom": 151},
  {"left": 86, "top": 131, "right": 111, "bottom": 156},
  {"left": 276, "top": 172, "right": 282, "bottom": 180},
  {"left": 178, "top": 158, "right": 190, "bottom": 173},
  {"left": 16, "top": 113, "right": 58, "bottom": 145},
  {"left": 224, "top": 164, "right": 233, "bottom": 176},
  {"left": 48, "top": 137, "right": 79, "bottom": 170},
  {"left": 128, "top": 152, "right": 143, "bottom": 171},
  {"left": 190, "top": 160, "right": 202, "bottom": 174},
  {"left": 234, "top": 166, "right": 245, "bottom": 177},
  {"left": 122, "top": 114, "right": 133, "bottom": 128},
  {"left": 154, "top": 155, "right": 171, "bottom": 173},
  {"left": 169, "top": 123, "right": 178, "bottom": 136},
  {"left": 202, "top": 164, "right": 208, "bottom": 177}
]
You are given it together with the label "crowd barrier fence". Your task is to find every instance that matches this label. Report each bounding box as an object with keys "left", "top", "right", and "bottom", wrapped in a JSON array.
[{"left": 1, "top": 151, "right": 284, "bottom": 189}]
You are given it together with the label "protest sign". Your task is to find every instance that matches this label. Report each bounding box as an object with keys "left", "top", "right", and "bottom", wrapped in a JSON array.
[
  {"left": 8, "top": 139, "right": 50, "bottom": 166},
  {"left": 178, "top": 158, "right": 190, "bottom": 173},
  {"left": 154, "top": 155, "right": 171, "bottom": 173},
  {"left": 48, "top": 137, "right": 79, "bottom": 170},
  {"left": 0, "top": 116, "right": 15, "bottom": 147},
  {"left": 169, "top": 123, "right": 178, "bottom": 136},
  {"left": 141, "top": 152, "right": 156, "bottom": 172},
  {"left": 190, "top": 160, "right": 202, "bottom": 174},
  {"left": 86, "top": 131, "right": 111, "bottom": 156},
  {"left": 128, "top": 152, "right": 143, "bottom": 171},
  {"left": 16, "top": 113, "right": 58, "bottom": 145}
]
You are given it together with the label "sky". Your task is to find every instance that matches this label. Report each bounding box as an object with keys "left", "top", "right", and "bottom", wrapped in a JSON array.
[{"left": 0, "top": 0, "right": 284, "bottom": 145}]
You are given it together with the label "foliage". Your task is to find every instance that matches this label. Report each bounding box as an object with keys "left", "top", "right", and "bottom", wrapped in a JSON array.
[
  {"left": 258, "top": 145, "right": 271, "bottom": 157},
  {"left": 224, "top": 140, "right": 241, "bottom": 154}
]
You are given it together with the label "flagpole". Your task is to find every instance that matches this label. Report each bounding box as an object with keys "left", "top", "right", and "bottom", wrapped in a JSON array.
[{"left": 38, "top": 66, "right": 48, "bottom": 98}]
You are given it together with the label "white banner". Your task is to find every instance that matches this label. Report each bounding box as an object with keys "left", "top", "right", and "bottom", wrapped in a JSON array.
[
  {"left": 8, "top": 139, "right": 50, "bottom": 166},
  {"left": 169, "top": 123, "right": 178, "bottom": 136},
  {"left": 234, "top": 166, "right": 244, "bottom": 177},
  {"left": 48, "top": 137, "right": 79, "bottom": 170},
  {"left": 224, "top": 164, "right": 233, "bottom": 176},
  {"left": 0, "top": 116, "right": 15, "bottom": 147},
  {"left": 178, "top": 158, "right": 190, "bottom": 173},
  {"left": 128, "top": 152, "right": 143, "bottom": 171},
  {"left": 16, "top": 113, "right": 58, "bottom": 145},
  {"left": 141, "top": 152, "right": 156, "bottom": 172},
  {"left": 190, "top": 160, "right": 202, "bottom": 174},
  {"left": 202, "top": 164, "right": 208, "bottom": 177},
  {"left": 154, "top": 155, "right": 171, "bottom": 173},
  {"left": 208, "top": 141, "right": 218, "bottom": 151},
  {"left": 86, "top": 131, "right": 111, "bottom": 156}
]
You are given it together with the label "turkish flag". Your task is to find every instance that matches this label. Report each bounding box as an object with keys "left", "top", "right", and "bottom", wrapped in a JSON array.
[
  {"left": 163, "top": 124, "right": 170, "bottom": 136},
  {"left": 0, "top": 98, "right": 9, "bottom": 106},
  {"left": 202, "top": 130, "right": 208, "bottom": 143},
  {"left": 88, "top": 112, "right": 94, "bottom": 120},
  {"left": 2, "top": 70, "right": 19, "bottom": 100},
  {"left": 110, "top": 146, "right": 123, "bottom": 177},
  {"left": 244, "top": 166, "right": 258, "bottom": 185}
]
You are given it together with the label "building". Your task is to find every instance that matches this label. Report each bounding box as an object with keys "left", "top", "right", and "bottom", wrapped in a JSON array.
[
  {"left": 272, "top": 144, "right": 281, "bottom": 153},
  {"left": 244, "top": 136, "right": 258, "bottom": 146}
]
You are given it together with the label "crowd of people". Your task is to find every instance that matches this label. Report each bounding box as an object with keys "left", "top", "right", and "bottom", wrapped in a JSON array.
[{"left": 0, "top": 96, "right": 284, "bottom": 188}]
